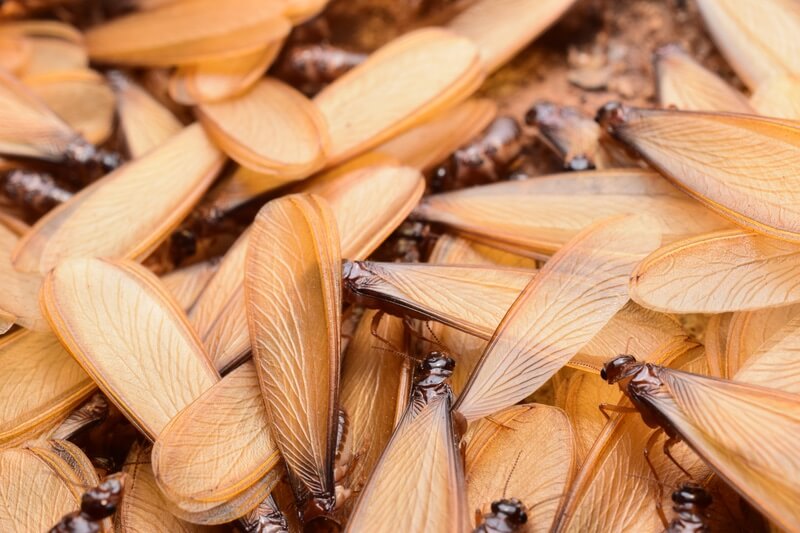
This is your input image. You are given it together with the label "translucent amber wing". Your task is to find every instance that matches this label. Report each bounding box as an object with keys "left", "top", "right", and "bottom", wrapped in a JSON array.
[
  {"left": 41, "top": 258, "right": 219, "bottom": 439},
  {"left": 455, "top": 215, "right": 661, "bottom": 421},
  {"left": 244, "top": 194, "right": 340, "bottom": 499}
]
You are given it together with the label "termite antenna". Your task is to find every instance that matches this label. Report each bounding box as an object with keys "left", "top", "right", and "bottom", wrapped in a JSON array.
[{"left": 503, "top": 451, "right": 524, "bottom": 498}]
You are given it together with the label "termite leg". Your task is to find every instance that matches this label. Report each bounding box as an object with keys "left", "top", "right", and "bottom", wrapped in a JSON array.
[
  {"left": 474, "top": 508, "right": 484, "bottom": 525},
  {"left": 598, "top": 403, "right": 638, "bottom": 420},
  {"left": 644, "top": 429, "right": 669, "bottom": 528},
  {"left": 663, "top": 435, "right": 693, "bottom": 480},
  {"left": 370, "top": 310, "right": 404, "bottom": 353}
]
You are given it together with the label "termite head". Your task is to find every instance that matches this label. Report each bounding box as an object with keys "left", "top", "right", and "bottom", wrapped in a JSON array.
[
  {"left": 491, "top": 498, "right": 528, "bottom": 526},
  {"left": 600, "top": 354, "right": 639, "bottom": 384},
  {"left": 81, "top": 472, "right": 127, "bottom": 520},
  {"left": 595, "top": 101, "right": 629, "bottom": 132},
  {"left": 415, "top": 353, "right": 455, "bottom": 387},
  {"left": 672, "top": 483, "right": 712, "bottom": 509}
]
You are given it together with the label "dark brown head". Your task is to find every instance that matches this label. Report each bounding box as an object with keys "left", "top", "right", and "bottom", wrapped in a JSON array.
[
  {"left": 672, "top": 483, "right": 712, "bottom": 510},
  {"left": 595, "top": 101, "right": 630, "bottom": 132},
  {"left": 600, "top": 355, "right": 639, "bottom": 384},
  {"left": 491, "top": 498, "right": 528, "bottom": 526},
  {"left": 80, "top": 473, "right": 126, "bottom": 520},
  {"left": 415, "top": 352, "right": 456, "bottom": 388}
]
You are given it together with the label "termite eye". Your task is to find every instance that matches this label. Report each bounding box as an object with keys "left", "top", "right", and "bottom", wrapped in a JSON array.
[{"left": 600, "top": 368, "right": 608, "bottom": 381}]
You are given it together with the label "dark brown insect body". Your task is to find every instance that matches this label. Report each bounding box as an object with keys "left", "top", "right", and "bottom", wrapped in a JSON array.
[
  {"left": 431, "top": 116, "right": 524, "bottom": 192},
  {"left": 525, "top": 101, "right": 600, "bottom": 171},
  {"left": 412, "top": 353, "right": 456, "bottom": 407},
  {"left": 49, "top": 473, "right": 126, "bottom": 533},
  {"left": 342, "top": 260, "right": 435, "bottom": 322},
  {"left": 1, "top": 168, "right": 73, "bottom": 214},
  {"left": 666, "top": 484, "right": 711, "bottom": 533},
  {"left": 275, "top": 44, "right": 367, "bottom": 95},
  {"left": 473, "top": 498, "right": 529, "bottom": 533}
]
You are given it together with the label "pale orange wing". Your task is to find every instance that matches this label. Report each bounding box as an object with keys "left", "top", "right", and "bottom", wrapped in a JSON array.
[
  {"left": 152, "top": 361, "right": 280, "bottom": 521},
  {"left": 344, "top": 261, "right": 535, "bottom": 339},
  {"left": 630, "top": 230, "right": 800, "bottom": 313},
  {"left": 465, "top": 404, "right": 575, "bottom": 530},
  {"left": 314, "top": 27, "right": 483, "bottom": 165},
  {"left": 454, "top": 215, "right": 661, "bottom": 421},
  {"left": 25, "top": 68, "right": 115, "bottom": 145},
  {"left": 749, "top": 75, "right": 800, "bottom": 119},
  {"left": 726, "top": 304, "right": 800, "bottom": 376},
  {"left": 110, "top": 71, "right": 182, "bottom": 158},
  {"left": 41, "top": 258, "right": 219, "bottom": 440},
  {"left": 696, "top": 0, "right": 800, "bottom": 89},
  {"left": 447, "top": 0, "right": 576, "bottom": 73},
  {"left": 649, "top": 367, "right": 800, "bottom": 532},
  {"left": 654, "top": 43, "right": 752, "bottom": 112},
  {"left": 13, "top": 123, "right": 224, "bottom": 273},
  {"left": 375, "top": 98, "right": 497, "bottom": 170},
  {"left": 601, "top": 105, "right": 800, "bottom": 241},
  {"left": 0, "top": 222, "right": 46, "bottom": 330},
  {"left": 733, "top": 313, "right": 800, "bottom": 394},
  {"left": 338, "top": 310, "right": 411, "bottom": 517},
  {"left": 197, "top": 78, "right": 328, "bottom": 179},
  {"left": 85, "top": 0, "right": 290, "bottom": 66},
  {"left": 346, "top": 396, "right": 468, "bottom": 533},
  {"left": 413, "top": 168, "right": 728, "bottom": 255},
  {"left": 118, "top": 442, "right": 216, "bottom": 533},
  {"left": 301, "top": 164, "right": 424, "bottom": 259},
  {"left": 170, "top": 42, "right": 282, "bottom": 104},
  {"left": 244, "top": 193, "right": 340, "bottom": 502},
  {"left": 704, "top": 312, "right": 733, "bottom": 378},
  {"left": 188, "top": 230, "right": 250, "bottom": 373},
  {"left": 160, "top": 259, "right": 220, "bottom": 311},
  {"left": 0, "top": 331, "right": 94, "bottom": 447}
]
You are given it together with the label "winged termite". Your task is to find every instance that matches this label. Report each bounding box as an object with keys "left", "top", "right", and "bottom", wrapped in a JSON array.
[
  {"left": 749, "top": 75, "right": 800, "bottom": 119},
  {"left": 346, "top": 365, "right": 468, "bottom": 532},
  {"left": 412, "top": 169, "right": 728, "bottom": 257},
  {"left": 41, "top": 257, "right": 219, "bottom": 440},
  {"left": 336, "top": 310, "right": 411, "bottom": 517},
  {"left": 0, "top": 221, "right": 47, "bottom": 330},
  {"left": 599, "top": 355, "right": 800, "bottom": 531},
  {"left": 430, "top": 116, "right": 525, "bottom": 191},
  {"left": 696, "top": 0, "right": 800, "bottom": 90},
  {"left": 197, "top": 78, "right": 329, "bottom": 179},
  {"left": 446, "top": 0, "right": 577, "bottom": 73},
  {"left": 85, "top": 0, "right": 291, "bottom": 67},
  {"left": 170, "top": 41, "right": 283, "bottom": 105},
  {"left": 553, "top": 347, "right": 712, "bottom": 533},
  {"left": 0, "top": 68, "right": 118, "bottom": 171},
  {"left": 342, "top": 260, "right": 535, "bottom": 340},
  {"left": 473, "top": 499, "right": 528, "bottom": 533},
  {"left": 525, "top": 101, "right": 609, "bottom": 171},
  {"left": 244, "top": 194, "right": 341, "bottom": 518},
  {"left": 725, "top": 304, "right": 800, "bottom": 377},
  {"left": 453, "top": 215, "right": 660, "bottom": 422},
  {"left": 465, "top": 404, "right": 575, "bottom": 532},
  {"left": 49, "top": 472, "right": 126, "bottom": 533},
  {"left": 50, "top": 392, "right": 108, "bottom": 441},
  {"left": 597, "top": 103, "right": 800, "bottom": 242},
  {"left": 274, "top": 43, "right": 367, "bottom": 96},
  {"left": 313, "top": 27, "right": 484, "bottom": 165},
  {"left": 160, "top": 259, "right": 220, "bottom": 311},
  {"left": 152, "top": 361, "right": 282, "bottom": 523},
  {"left": 0, "top": 330, "right": 94, "bottom": 448},
  {"left": 118, "top": 442, "right": 216, "bottom": 533},
  {"left": 108, "top": 71, "right": 182, "bottom": 159},
  {"left": 12, "top": 123, "right": 224, "bottom": 273},
  {"left": 630, "top": 229, "right": 800, "bottom": 313},
  {"left": 25, "top": 69, "right": 115, "bottom": 145},
  {"left": 653, "top": 43, "right": 753, "bottom": 113},
  {"left": 731, "top": 312, "right": 800, "bottom": 394}
]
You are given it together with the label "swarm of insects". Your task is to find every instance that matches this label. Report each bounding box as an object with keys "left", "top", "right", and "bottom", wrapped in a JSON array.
[{"left": 1, "top": 0, "right": 800, "bottom": 532}]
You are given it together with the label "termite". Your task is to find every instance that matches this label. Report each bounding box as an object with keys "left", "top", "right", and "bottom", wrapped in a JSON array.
[{"left": 49, "top": 472, "right": 127, "bottom": 533}]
